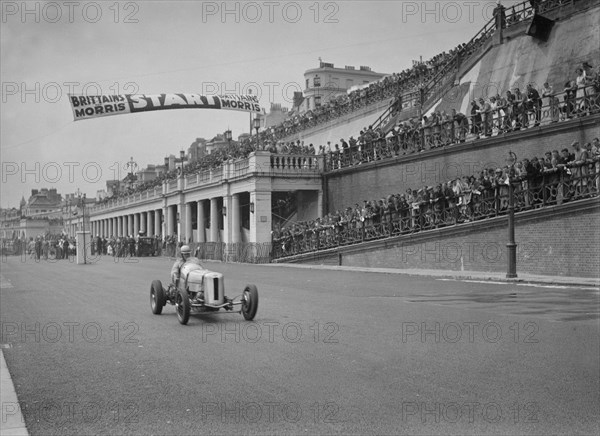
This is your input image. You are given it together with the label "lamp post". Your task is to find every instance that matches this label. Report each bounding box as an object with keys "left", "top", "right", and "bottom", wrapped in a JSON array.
[
  {"left": 125, "top": 156, "right": 138, "bottom": 176},
  {"left": 178, "top": 150, "right": 187, "bottom": 173},
  {"left": 65, "top": 199, "right": 71, "bottom": 237},
  {"left": 124, "top": 156, "right": 138, "bottom": 189},
  {"left": 176, "top": 150, "right": 187, "bottom": 243},
  {"left": 253, "top": 116, "right": 261, "bottom": 150},
  {"left": 506, "top": 151, "right": 518, "bottom": 278},
  {"left": 76, "top": 190, "right": 87, "bottom": 264},
  {"left": 224, "top": 129, "right": 232, "bottom": 155}
]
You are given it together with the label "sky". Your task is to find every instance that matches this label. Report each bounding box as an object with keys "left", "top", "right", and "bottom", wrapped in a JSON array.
[{"left": 1, "top": 0, "right": 522, "bottom": 208}]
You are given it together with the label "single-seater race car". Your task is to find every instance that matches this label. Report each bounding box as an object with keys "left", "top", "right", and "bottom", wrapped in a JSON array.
[{"left": 149, "top": 258, "right": 258, "bottom": 325}]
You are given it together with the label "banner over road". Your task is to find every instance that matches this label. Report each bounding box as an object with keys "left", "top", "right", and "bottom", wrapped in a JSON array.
[{"left": 69, "top": 93, "right": 262, "bottom": 121}]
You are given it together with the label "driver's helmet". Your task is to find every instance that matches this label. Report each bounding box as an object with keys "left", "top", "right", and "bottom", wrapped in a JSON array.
[{"left": 180, "top": 245, "right": 191, "bottom": 260}]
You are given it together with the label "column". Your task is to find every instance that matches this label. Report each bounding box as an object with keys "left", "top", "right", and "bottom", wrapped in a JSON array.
[
  {"left": 210, "top": 197, "right": 219, "bottom": 242},
  {"left": 146, "top": 212, "right": 152, "bottom": 236},
  {"left": 133, "top": 213, "right": 140, "bottom": 235},
  {"left": 250, "top": 191, "right": 272, "bottom": 245},
  {"left": 167, "top": 205, "right": 175, "bottom": 236},
  {"left": 184, "top": 202, "right": 193, "bottom": 243},
  {"left": 197, "top": 200, "right": 206, "bottom": 243},
  {"left": 154, "top": 210, "right": 161, "bottom": 236},
  {"left": 231, "top": 194, "right": 241, "bottom": 243}
]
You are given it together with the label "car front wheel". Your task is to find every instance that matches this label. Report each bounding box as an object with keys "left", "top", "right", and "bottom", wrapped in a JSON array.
[
  {"left": 176, "top": 289, "right": 191, "bottom": 325},
  {"left": 150, "top": 280, "right": 166, "bottom": 315},
  {"left": 241, "top": 285, "right": 259, "bottom": 321}
]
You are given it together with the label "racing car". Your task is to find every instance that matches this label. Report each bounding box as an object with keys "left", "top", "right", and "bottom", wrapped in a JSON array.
[{"left": 149, "top": 258, "right": 258, "bottom": 325}]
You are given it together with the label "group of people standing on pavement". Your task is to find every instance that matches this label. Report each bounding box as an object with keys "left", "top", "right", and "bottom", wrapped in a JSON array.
[
  {"left": 2, "top": 234, "right": 79, "bottom": 260},
  {"left": 2, "top": 233, "right": 188, "bottom": 260}
]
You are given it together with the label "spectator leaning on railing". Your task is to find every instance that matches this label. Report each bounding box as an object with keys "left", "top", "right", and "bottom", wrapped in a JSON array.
[{"left": 273, "top": 136, "right": 599, "bottom": 259}]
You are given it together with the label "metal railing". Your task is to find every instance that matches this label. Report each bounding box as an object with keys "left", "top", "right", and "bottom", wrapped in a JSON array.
[
  {"left": 325, "top": 91, "right": 600, "bottom": 171},
  {"left": 272, "top": 161, "right": 599, "bottom": 260}
]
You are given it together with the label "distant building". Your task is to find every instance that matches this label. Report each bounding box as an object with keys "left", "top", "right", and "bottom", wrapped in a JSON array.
[
  {"left": 263, "top": 103, "right": 289, "bottom": 129},
  {"left": 301, "top": 61, "right": 387, "bottom": 113},
  {"left": 188, "top": 138, "right": 208, "bottom": 162},
  {"left": 23, "top": 188, "right": 62, "bottom": 218},
  {"left": 0, "top": 207, "right": 21, "bottom": 239},
  {"left": 205, "top": 133, "right": 230, "bottom": 155},
  {"left": 105, "top": 180, "right": 121, "bottom": 197},
  {"left": 137, "top": 164, "right": 163, "bottom": 183}
]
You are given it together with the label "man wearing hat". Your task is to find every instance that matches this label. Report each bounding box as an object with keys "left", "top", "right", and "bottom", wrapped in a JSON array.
[{"left": 171, "top": 244, "right": 192, "bottom": 286}]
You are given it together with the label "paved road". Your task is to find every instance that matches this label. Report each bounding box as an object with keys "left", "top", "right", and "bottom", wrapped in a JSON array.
[{"left": 1, "top": 255, "right": 598, "bottom": 435}]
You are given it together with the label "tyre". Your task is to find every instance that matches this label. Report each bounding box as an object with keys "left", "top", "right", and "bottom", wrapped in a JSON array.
[
  {"left": 176, "top": 289, "right": 191, "bottom": 325},
  {"left": 241, "top": 284, "right": 259, "bottom": 320},
  {"left": 150, "top": 280, "right": 166, "bottom": 315}
]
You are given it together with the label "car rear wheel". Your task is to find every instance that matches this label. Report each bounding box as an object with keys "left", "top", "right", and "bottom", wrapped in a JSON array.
[
  {"left": 150, "top": 280, "right": 166, "bottom": 315},
  {"left": 241, "top": 285, "right": 259, "bottom": 320},
  {"left": 176, "top": 289, "right": 191, "bottom": 325}
]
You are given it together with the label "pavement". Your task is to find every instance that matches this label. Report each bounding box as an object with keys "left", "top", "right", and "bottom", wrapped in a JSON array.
[
  {"left": 1, "top": 349, "right": 29, "bottom": 436},
  {"left": 257, "top": 262, "right": 600, "bottom": 288}
]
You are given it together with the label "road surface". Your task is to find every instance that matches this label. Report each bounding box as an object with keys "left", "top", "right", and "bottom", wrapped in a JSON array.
[{"left": 1, "top": 255, "right": 598, "bottom": 435}]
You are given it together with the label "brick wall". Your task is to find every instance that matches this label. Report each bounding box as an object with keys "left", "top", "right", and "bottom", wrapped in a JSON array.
[
  {"left": 325, "top": 116, "right": 600, "bottom": 213},
  {"left": 294, "top": 199, "right": 599, "bottom": 278}
]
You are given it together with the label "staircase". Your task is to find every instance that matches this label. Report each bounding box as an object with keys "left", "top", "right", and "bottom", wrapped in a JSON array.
[{"left": 371, "top": 0, "right": 580, "bottom": 132}]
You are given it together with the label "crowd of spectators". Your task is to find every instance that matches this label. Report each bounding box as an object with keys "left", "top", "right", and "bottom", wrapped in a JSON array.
[
  {"left": 98, "top": 141, "right": 258, "bottom": 204},
  {"left": 1, "top": 234, "right": 78, "bottom": 259},
  {"left": 272, "top": 137, "right": 600, "bottom": 259},
  {"left": 97, "top": 0, "right": 595, "bottom": 206},
  {"left": 323, "top": 66, "right": 600, "bottom": 171},
  {"left": 255, "top": 45, "right": 468, "bottom": 146}
]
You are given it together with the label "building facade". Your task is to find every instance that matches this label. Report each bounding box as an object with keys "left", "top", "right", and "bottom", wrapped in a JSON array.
[{"left": 301, "top": 61, "right": 387, "bottom": 112}]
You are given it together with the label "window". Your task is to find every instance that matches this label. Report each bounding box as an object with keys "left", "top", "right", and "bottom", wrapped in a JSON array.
[
  {"left": 306, "top": 78, "right": 309, "bottom": 89},
  {"left": 314, "top": 75, "right": 321, "bottom": 87},
  {"left": 314, "top": 96, "right": 321, "bottom": 108}
]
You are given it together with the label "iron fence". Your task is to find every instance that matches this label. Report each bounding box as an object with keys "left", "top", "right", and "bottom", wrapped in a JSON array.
[
  {"left": 272, "top": 162, "right": 599, "bottom": 260},
  {"left": 325, "top": 90, "right": 600, "bottom": 171}
]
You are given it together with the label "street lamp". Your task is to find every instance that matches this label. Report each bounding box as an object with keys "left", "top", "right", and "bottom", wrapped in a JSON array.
[
  {"left": 76, "top": 190, "right": 87, "bottom": 264},
  {"left": 506, "top": 151, "right": 518, "bottom": 278},
  {"left": 64, "top": 199, "right": 72, "bottom": 236},
  {"left": 176, "top": 150, "right": 188, "bottom": 244},
  {"left": 124, "top": 156, "right": 138, "bottom": 190},
  {"left": 177, "top": 150, "right": 187, "bottom": 174},
  {"left": 125, "top": 156, "right": 138, "bottom": 176},
  {"left": 224, "top": 129, "right": 232, "bottom": 157},
  {"left": 253, "top": 116, "right": 261, "bottom": 150}
]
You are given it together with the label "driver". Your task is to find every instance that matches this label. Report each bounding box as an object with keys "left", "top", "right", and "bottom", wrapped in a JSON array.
[{"left": 171, "top": 245, "right": 192, "bottom": 286}]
